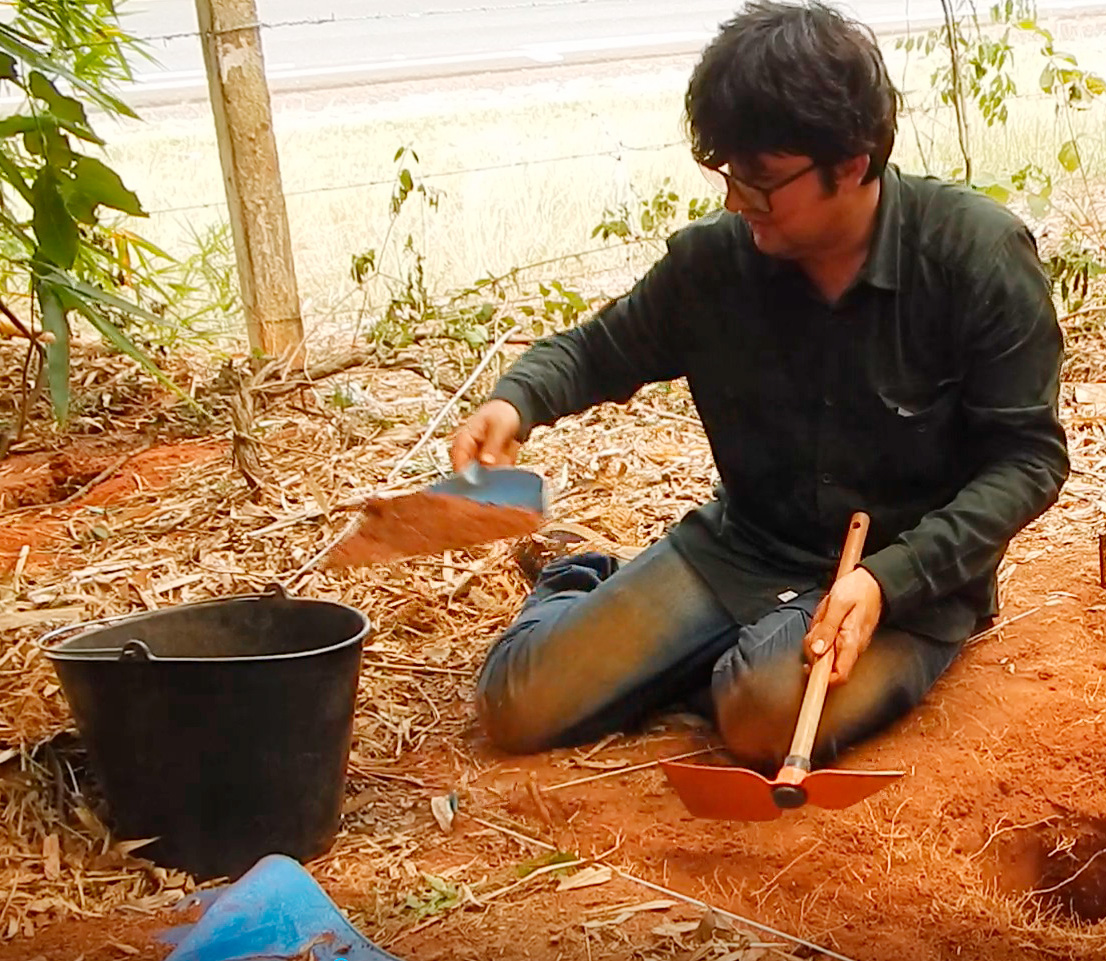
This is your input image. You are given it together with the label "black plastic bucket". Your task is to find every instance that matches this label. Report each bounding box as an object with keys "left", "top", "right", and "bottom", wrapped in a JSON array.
[{"left": 38, "top": 584, "right": 370, "bottom": 880}]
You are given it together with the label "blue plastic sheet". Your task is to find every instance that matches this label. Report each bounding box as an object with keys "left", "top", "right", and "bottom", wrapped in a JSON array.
[{"left": 162, "top": 854, "right": 400, "bottom": 961}]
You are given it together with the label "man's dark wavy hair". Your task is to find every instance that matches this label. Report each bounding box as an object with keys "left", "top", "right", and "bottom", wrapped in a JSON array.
[{"left": 685, "top": 1, "right": 899, "bottom": 184}]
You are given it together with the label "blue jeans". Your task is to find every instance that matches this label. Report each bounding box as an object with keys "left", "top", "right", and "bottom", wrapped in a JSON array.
[{"left": 475, "top": 538, "right": 964, "bottom": 768}]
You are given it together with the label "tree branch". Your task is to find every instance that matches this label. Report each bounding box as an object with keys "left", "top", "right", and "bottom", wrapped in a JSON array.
[
  {"left": 0, "top": 298, "right": 50, "bottom": 348},
  {"left": 939, "top": 0, "right": 973, "bottom": 184}
]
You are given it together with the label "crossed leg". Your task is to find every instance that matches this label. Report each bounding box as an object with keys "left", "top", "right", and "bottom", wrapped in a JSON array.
[{"left": 475, "top": 537, "right": 961, "bottom": 762}]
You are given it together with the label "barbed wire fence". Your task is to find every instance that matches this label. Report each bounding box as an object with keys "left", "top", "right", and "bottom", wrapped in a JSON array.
[{"left": 66, "top": 1, "right": 1099, "bottom": 347}]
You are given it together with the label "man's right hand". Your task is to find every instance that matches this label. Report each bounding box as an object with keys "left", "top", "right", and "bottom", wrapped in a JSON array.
[{"left": 451, "top": 399, "right": 523, "bottom": 470}]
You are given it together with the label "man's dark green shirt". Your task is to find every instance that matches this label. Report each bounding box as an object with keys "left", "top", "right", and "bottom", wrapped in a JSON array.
[{"left": 489, "top": 165, "right": 1069, "bottom": 642}]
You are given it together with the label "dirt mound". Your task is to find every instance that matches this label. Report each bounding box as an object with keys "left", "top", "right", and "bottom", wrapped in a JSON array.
[{"left": 0, "top": 439, "right": 225, "bottom": 573}]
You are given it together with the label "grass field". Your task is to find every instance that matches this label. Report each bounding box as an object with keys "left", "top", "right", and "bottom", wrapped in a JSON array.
[{"left": 96, "top": 16, "right": 1106, "bottom": 338}]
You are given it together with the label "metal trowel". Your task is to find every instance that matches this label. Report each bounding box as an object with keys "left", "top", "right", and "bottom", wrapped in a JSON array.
[{"left": 321, "top": 464, "right": 547, "bottom": 569}]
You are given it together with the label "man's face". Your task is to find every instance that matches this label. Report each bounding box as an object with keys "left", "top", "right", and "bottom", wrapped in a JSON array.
[{"left": 712, "top": 153, "right": 859, "bottom": 259}]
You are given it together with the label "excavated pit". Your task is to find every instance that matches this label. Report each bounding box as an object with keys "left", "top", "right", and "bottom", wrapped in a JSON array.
[{"left": 992, "top": 817, "right": 1106, "bottom": 924}]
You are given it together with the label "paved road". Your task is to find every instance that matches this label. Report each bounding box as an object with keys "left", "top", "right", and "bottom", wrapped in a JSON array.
[{"left": 121, "top": 0, "right": 1106, "bottom": 103}]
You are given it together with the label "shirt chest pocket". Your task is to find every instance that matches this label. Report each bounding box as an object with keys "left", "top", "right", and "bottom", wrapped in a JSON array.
[{"left": 870, "top": 384, "right": 961, "bottom": 482}]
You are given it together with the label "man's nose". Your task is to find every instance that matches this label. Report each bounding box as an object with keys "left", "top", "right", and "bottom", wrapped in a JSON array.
[{"left": 724, "top": 183, "right": 751, "bottom": 215}]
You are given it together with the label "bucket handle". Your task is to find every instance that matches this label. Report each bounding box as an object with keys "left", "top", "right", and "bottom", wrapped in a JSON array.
[
  {"left": 36, "top": 583, "right": 293, "bottom": 658},
  {"left": 119, "top": 639, "right": 155, "bottom": 662},
  {"left": 37, "top": 618, "right": 157, "bottom": 662},
  {"left": 37, "top": 611, "right": 140, "bottom": 653}
]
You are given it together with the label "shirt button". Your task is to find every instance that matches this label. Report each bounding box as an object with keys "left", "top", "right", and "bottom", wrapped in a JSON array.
[
  {"left": 821, "top": 473, "right": 833, "bottom": 484},
  {"left": 823, "top": 396, "right": 834, "bottom": 407}
]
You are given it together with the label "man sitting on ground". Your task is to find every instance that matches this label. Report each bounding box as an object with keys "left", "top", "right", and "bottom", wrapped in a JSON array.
[{"left": 450, "top": 0, "right": 1068, "bottom": 767}]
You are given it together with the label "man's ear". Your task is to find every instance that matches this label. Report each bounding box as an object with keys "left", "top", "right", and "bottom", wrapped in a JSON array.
[{"left": 833, "top": 155, "right": 872, "bottom": 191}]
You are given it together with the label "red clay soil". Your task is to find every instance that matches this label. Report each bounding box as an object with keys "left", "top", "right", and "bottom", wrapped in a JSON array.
[
  {"left": 7, "top": 536, "right": 1104, "bottom": 961},
  {"left": 325, "top": 491, "right": 544, "bottom": 567},
  {"left": 0, "top": 438, "right": 225, "bottom": 574},
  {"left": 0, "top": 914, "right": 172, "bottom": 961},
  {"left": 390, "top": 537, "right": 1106, "bottom": 961}
]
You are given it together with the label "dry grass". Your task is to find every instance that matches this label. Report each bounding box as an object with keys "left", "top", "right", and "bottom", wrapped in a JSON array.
[
  {"left": 91, "top": 18, "right": 1106, "bottom": 335},
  {"left": 0, "top": 336, "right": 724, "bottom": 954},
  {"left": 0, "top": 314, "right": 1104, "bottom": 956},
  {"left": 0, "top": 335, "right": 877, "bottom": 960}
]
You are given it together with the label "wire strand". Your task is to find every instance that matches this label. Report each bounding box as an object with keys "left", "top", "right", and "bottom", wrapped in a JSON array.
[
  {"left": 31, "top": 0, "right": 625, "bottom": 50},
  {"left": 138, "top": 140, "right": 688, "bottom": 215}
]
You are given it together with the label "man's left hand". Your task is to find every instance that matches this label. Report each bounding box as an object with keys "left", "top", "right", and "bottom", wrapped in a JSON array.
[{"left": 803, "top": 568, "right": 883, "bottom": 686}]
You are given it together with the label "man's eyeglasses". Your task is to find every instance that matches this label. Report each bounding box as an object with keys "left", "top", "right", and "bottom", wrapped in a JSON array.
[{"left": 699, "top": 162, "right": 817, "bottom": 213}]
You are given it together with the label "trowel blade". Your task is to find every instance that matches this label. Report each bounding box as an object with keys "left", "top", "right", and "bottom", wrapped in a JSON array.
[
  {"left": 799, "top": 768, "right": 904, "bottom": 809},
  {"left": 661, "top": 760, "right": 905, "bottom": 821},
  {"left": 661, "top": 760, "right": 784, "bottom": 821},
  {"left": 321, "top": 466, "right": 546, "bottom": 569}
]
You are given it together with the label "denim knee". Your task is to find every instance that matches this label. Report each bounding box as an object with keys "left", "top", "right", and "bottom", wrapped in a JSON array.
[
  {"left": 524, "top": 551, "right": 620, "bottom": 607},
  {"left": 710, "top": 604, "right": 814, "bottom": 769},
  {"left": 475, "top": 621, "right": 559, "bottom": 754},
  {"left": 711, "top": 602, "right": 813, "bottom": 702}
]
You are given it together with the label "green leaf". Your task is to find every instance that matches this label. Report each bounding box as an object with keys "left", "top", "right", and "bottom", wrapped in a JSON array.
[
  {"left": 22, "top": 128, "right": 45, "bottom": 155},
  {"left": 1026, "top": 192, "right": 1051, "bottom": 219},
  {"left": 35, "top": 263, "right": 170, "bottom": 327},
  {"left": 1058, "top": 140, "right": 1081, "bottom": 172},
  {"left": 23, "top": 121, "right": 73, "bottom": 168},
  {"left": 399, "top": 168, "right": 413, "bottom": 192},
  {"left": 0, "top": 114, "right": 39, "bottom": 138},
  {"left": 53, "top": 112, "right": 104, "bottom": 146},
  {"left": 59, "top": 182, "right": 98, "bottom": 224},
  {"left": 0, "top": 27, "right": 137, "bottom": 119},
  {"left": 32, "top": 169, "right": 78, "bottom": 268},
  {"left": 0, "top": 51, "right": 16, "bottom": 81},
  {"left": 37, "top": 282, "right": 70, "bottom": 424},
  {"left": 51, "top": 280, "right": 201, "bottom": 413},
  {"left": 1086, "top": 74, "right": 1106, "bottom": 96},
  {"left": 28, "top": 71, "right": 90, "bottom": 128},
  {"left": 47, "top": 127, "right": 74, "bottom": 167},
  {"left": 0, "top": 109, "right": 102, "bottom": 146},
  {"left": 69, "top": 155, "right": 145, "bottom": 216},
  {"left": 1039, "top": 65, "right": 1054, "bottom": 92},
  {"left": 461, "top": 323, "right": 488, "bottom": 348},
  {"left": 111, "top": 228, "right": 173, "bottom": 262},
  {"left": 981, "top": 183, "right": 1011, "bottom": 203}
]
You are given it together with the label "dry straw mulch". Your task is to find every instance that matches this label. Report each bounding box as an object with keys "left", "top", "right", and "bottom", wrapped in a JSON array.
[{"left": 0, "top": 289, "right": 1104, "bottom": 959}]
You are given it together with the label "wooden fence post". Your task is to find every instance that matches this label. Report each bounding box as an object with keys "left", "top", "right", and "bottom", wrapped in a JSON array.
[{"left": 195, "top": 0, "right": 304, "bottom": 367}]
